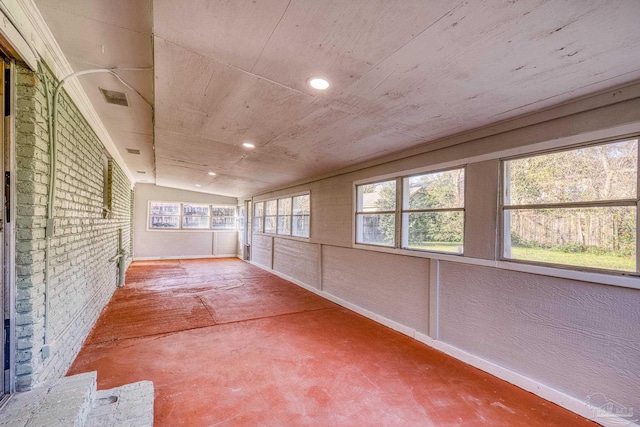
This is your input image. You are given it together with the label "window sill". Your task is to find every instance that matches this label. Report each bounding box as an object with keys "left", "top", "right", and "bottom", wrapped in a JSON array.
[{"left": 351, "top": 243, "right": 640, "bottom": 291}]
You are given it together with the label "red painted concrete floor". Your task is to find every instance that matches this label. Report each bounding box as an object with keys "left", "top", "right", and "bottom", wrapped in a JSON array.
[{"left": 69, "top": 258, "right": 595, "bottom": 426}]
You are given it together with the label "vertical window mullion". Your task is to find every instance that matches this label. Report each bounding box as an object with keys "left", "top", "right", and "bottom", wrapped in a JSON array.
[{"left": 503, "top": 161, "right": 511, "bottom": 259}]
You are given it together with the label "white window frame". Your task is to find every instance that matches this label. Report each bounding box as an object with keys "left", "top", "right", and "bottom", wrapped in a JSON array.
[
  {"left": 253, "top": 201, "right": 264, "bottom": 233},
  {"left": 182, "top": 203, "right": 210, "bottom": 229},
  {"left": 354, "top": 178, "right": 398, "bottom": 248},
  {"left": 253, "top": 192, "right": 311, "bottom": 239},
  {"left": 500, "top": 136, "right": 639, "bottom": 276},
  {"left": 211, "top": 205, "right": 237, "bottom": 230},
  {"left": 147, "top": 201, "right": 238, "bottom": 232},
  {"left": 292, "top": 194, "right": 311, "bottom": 238},
  {"left": 354, "top": 167, "right": 466, "bottom": 254},
  {"left": 401, "top": 167, "right": 466, "bottom": 254},
  {"left": 264, "top": 200, "right": 278, "bottom": 234}
]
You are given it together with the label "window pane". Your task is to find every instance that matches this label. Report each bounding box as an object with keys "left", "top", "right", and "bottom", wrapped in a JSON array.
[
  {"left": 265, "top": 200, "right": 278, "bottom": 215},
  {"left": 149, "top": 202, "right": 180, "bottom": 216},
  {"left": 183, "top": 216, "right": 210, "bottom": 229},
  {"left": 149, "top": 215, "right": 180, "bottom": 229},
  {"left": 293, "top": 194, "right": 310, "bottom": 215},
  {"left": 356, "top": 213, "right": 395, "bottom": 246},
  {"left": 254, "top": 202, "right": 263, "bottom": 233},
  {"left": 357, "top": 180, "right": 396, "bottom": 212},
  {"left": 278, "top": 198, "right": 292, "bottom": 215},
  {"left": 254, "top": 202, "right": 264, "bottom": 217},
  {"left": 504, "top": 206, "right": 636, "bottom": 272},
  {"left": 212, "top": 207, "right": 235, "bottom": 217},
  {"left": 404, "top": 169, "right": 465, "bottom": 210},
  {"left": 264, "top": 216, "right": 277, "bottom": 234},
  {"left": 277, "top": 215, "right": 291, "bottom": 235},
  {"left": 212, "top": 216, "right": 236, "bottom": 230},
  {"left": 183, "top": 203, "right": 210, "bottom": 217},
  {"left": 506, "top": 139, "right": 638, "bottom": 205},
  {"left": 292, "top": 215, "right": 310, "bottom": 237},
  {"left": 403, "top": 212, "right": 464, "bottom": 253},
  {"left": 254, "top": 216, "right": 263, "bottom": 233}
]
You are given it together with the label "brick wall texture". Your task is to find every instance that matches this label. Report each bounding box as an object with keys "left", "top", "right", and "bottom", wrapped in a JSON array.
[{"left": 15, "top": 63, "right": 133, "bottom": 390}]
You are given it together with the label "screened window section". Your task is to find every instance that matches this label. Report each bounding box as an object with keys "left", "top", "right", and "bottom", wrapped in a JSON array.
[
  {"left": 292, "top": 195, "right": 310, "bottom": 237},
  {"left": 277, "top": 198, "right": 292, "bottom": 235},
  {"left": 149, "top": 202, "right": 180, "bottom": 229},
  {"left": 211, "top": 206, "right": 237, "bottom": 230},
  {"left": 148, "top": 202, "right": 237, "bottom": 231},
  {"left": 502, "top": 138, "right": 638, "bottom": 273},
  {"left": 402, "top": 168, "right": 465, "bottom": 253},
  {"left": 253, "top": 194, "right": 311, "bottom": 238},
  {"left": 355, "top": 180, "right": 397, "bottom": 247},
  {"left": 254, "top": 202, "right": 264, "bottom": 233},
  {"left": 264, "top": 200, "right": 278, "bottom": 234},
  {"left": 182, "top": 204, "right": 210, "bottom": 229}
]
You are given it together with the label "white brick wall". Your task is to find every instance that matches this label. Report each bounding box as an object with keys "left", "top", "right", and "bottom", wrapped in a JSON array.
[{"left": 15, "top": 63, "right": 134, "bottom": 390}]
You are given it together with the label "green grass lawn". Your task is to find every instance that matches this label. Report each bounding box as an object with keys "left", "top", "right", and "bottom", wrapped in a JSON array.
[
  {"left": 410, "top": 243, "right": 635, "bottom": 271},
  {"left": 510, "top": 246, "right": 635, "bottom": 272},
  {"left": 409, "top": 242, "right": 463, "bottom": 254}
]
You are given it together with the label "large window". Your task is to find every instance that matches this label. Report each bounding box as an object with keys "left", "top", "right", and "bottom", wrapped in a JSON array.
[
  {"left": 183, "top": 203, "right": 210, "bottom": 229},
  {"left": 254, "top": 201, "right": 264, "bottom": 233},
  {"left": 264, "top": 200, "right": 277, "bottom": 234},
  {"left": 355, "top": 180, "right": 397, "bottom": 246},
  {"left": 149, "top": 202, "right": 181, "bottom": 229},
  {"left": 292, "top": 194, "right": 310, "bottom": 237},
  {"left": 277, "top": 198, "right": 292, "bottom": 235},
  {"left": 502, "top": 137, "right": 638, "bottom": 273},
  {"left": 254, "top": 193, "right": 311, "bottom": 238},
  {"left": 355, "top": 168, "right": 465, "bottom": 254},
  {"left": 402, "top": 169, "right": 465, "bottom": 253},
  {"left": 148, "top": 201, "right": 236, "bottom": 231},
  {"left": 211, "top": 206, "right": 236, "bottom": 230}
]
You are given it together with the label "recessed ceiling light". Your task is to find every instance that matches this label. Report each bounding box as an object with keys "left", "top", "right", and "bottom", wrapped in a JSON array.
[
  {"left": 242, "top": 142, "right": 255, "bottom": 149},
  {"left": 195, "top": 184, "right": 201, "bottom": 187},
  {"left": 208, "top": 171, "right": 216, "bottom": 176},
  {"left": 309, "top": 77, "right": 330, "bottom": 90}
]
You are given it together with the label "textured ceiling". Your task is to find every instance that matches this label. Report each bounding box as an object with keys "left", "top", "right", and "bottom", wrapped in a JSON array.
[{"left": 35, "top": 0, "right": 640, "bottom": 197}]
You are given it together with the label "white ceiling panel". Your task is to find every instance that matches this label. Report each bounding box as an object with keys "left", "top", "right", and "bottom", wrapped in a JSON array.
[
  {"left": 153, "top": 0, "right": 291, "bottom": 71},
  {"left": 251, "top": 0, "right": 458, "bottom": 94},
  {"left": 33, "top": 0, "right": 640, "bottom": 197},
  {"left": 198, "top": 63, "right": 317, "bottom": 145}
]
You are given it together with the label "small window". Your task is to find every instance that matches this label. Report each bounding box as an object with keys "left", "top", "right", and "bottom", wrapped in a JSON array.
[
  {"left": 277, "top": 198, "right": 292, "bottom": 235},
  {"left": 182, "top": 203, "right": 210, "bottom": 229},
  {"left": 502, "top": 138, "right": 638, "bottom": 273},
  {"left": 211, "top": 206, "right": 236, "bottom": 230},
  {"left": 149, "top": 202, "right": 181, "bottom": 229},
  {"left": 355, "top": 180, "right": 396, "bottom": 246},
  {"left": 402, "top": 168, "right": 465, "bottom": 254},
  {"left": 254, "top": 201, "right": 264, "bottom": 233},
  {"left": 264, "top": 200, "right": 277, "bottom": 234},
  {"left": 292, "top": 194, "right": 310, "bottom": 238}
]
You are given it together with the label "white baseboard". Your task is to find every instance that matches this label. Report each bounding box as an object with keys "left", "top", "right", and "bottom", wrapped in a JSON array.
[
  {"left": 133, "top": 254, "right": 241, "bottom": 261},
  {"left": 249, "top": 260, "right": 638, "bottom": 427}
]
